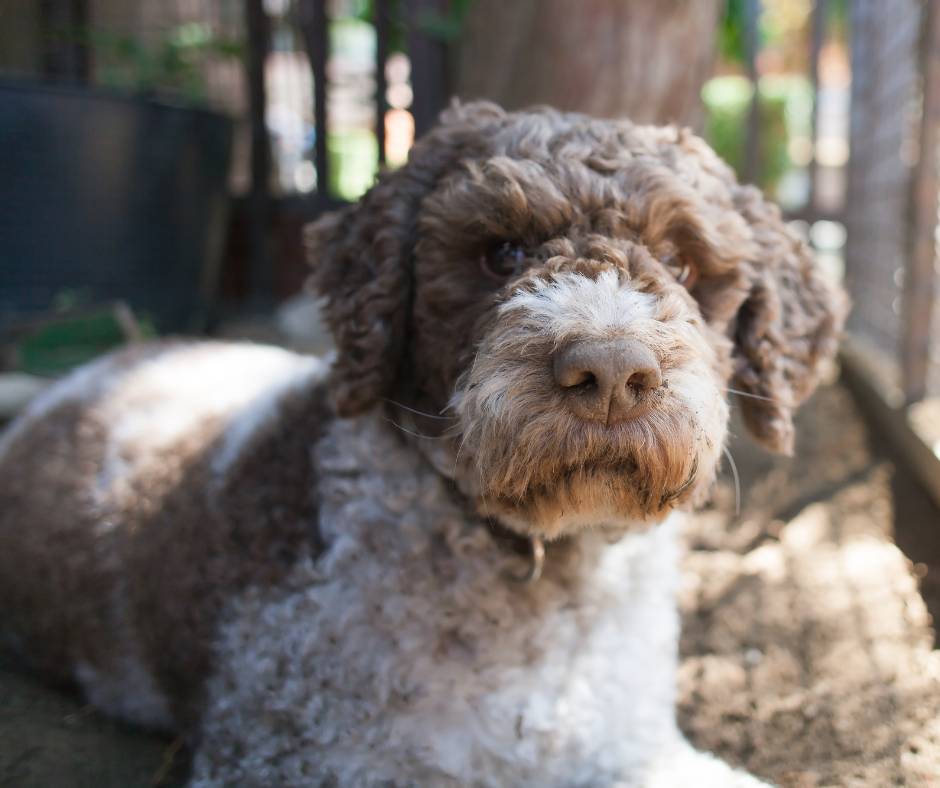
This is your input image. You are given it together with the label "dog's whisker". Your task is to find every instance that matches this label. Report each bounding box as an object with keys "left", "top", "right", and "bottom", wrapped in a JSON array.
[
  {"left": 381, "top": 417, "right": 449, "bottom": 441},
  {"left": 724, "top": 387, "right": 792, "bottom": 407},
  {"left": 452, "top": 432, "right": 469, "bottom": 478},
  {"left": 382, "top": 399, "right": 456, "bottom": 421},
  {"left": 476, "top": 461, "right": 488, "bottom": 504},
  {"left": 722, "top": 445, "right": 741, "bottom": 517}
]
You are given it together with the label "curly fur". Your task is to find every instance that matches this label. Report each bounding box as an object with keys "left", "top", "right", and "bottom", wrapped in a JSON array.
[
  {"left": 729, "top": 186, "right": 845, "bottom": 453},
  {"left": 0, "top": 101, "right": 845, "bottom": 786},
  {"left": 308, "top": 101, "right": 847, "bottom": 527}
]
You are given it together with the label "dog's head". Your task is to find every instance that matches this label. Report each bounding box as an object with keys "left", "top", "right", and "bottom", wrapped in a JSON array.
[{"left": 307, "top": 102, "right": 846, "bottom": 539}]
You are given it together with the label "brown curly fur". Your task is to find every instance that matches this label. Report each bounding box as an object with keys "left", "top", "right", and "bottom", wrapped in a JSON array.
[
  {"left": 307, "top": 101, "right": 847, "bottom": 531},
  {"left": 0, "top": 344, "right": 330, "bottom": 730},
  {"left": 304, "top": 105, "right": 497, "bottom": 415},
  {"left": 730, "top": 186, "right": 845, "bottom": 453}
]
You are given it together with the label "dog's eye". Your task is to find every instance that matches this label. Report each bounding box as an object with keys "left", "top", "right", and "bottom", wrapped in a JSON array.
[
  {"left": 480, "top": 242, "right": 526, "bottom": 282},
  {"left": 663, "top": 255, "right": 698, "bottom": 288}
]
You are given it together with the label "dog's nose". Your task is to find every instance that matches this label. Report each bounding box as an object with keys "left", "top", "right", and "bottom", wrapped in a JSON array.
[{"left": 553, "top": 339, "right": 662, "bottom": 424}]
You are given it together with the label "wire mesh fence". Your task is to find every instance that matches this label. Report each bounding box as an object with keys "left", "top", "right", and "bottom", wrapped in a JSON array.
[
  {"left": 844, "top": 0, "right": 940, "bottom": 404},
  {"left": 844, "top": 0, "right": 922, "bottom": 389}
]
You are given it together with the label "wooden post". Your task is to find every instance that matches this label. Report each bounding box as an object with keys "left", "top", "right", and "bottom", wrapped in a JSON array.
[
  {"left": 455, "top": 0, "right": 721, "bottom": 128},
  {"left": 901, "top": 0, "right": 940, "bottom": 403}
]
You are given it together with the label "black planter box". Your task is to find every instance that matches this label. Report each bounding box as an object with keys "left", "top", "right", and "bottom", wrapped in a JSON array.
[{"left": 0, "top": 80, "right": 234, "bottom": 333}]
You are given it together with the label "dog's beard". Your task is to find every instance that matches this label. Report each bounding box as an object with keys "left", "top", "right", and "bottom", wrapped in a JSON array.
[
  {"left": 450, "top": 356, "right": 727, "bottom": 540},
  {"left": 435, "top": 267, "right": 732, "bottom": 539}
]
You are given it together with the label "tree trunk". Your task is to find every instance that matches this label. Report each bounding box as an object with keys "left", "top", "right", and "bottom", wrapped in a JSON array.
[{"left": 455, "top": 0, "right": 722, "bottom": 128}]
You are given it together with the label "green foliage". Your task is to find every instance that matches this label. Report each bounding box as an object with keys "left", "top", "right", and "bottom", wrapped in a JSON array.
[
  {"left": 718, "top": 0, "right": 749, "bottom": 67},
  {"left": 414, "top": 0, "right": 473, "bottom": 42},
  {"left": 88, "top": 23, "right": 242, "bottom": 103},
  {"left": 825, "top": 0, "right": 848, "bottom": 40},
  {"left": 328, "top": 129, "right": 379, "bottom": 201},
  {"left": 351, "top": 0, "right": 472, "bottom": 51},
  {"left": 16, "top": 306, "right": 155, "bottom": 377},
  {"left": 702, "top": 74, "right": 812, "bottom": 196}
]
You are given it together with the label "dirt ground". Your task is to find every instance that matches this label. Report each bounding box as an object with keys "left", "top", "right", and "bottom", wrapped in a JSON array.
[
  {"left": 680, "top": 383, "right": 940, "bottom": 786},
  {"left": 1, "top": 379, "right": 939, "bottom": 786}
]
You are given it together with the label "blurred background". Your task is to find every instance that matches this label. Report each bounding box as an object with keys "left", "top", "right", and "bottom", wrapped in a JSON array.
[
  {"left": 0, "top": 0, "right": 934, "bottom": 411},
  {"left": 0, "top": 0, "right": 928, "bottom": 397},
  {"left": 2, "top": 1, "right": 940, "bottom": 785}
]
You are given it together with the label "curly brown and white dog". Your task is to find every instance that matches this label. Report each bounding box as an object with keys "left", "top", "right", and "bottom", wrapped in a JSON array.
[{"left": 0, "top": 102, "right": 846, "bottom": 786}]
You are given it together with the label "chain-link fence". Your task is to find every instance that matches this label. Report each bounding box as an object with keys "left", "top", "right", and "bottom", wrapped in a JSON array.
[{"left": 844, "top": 0, "right": 940, "bottom": 405}]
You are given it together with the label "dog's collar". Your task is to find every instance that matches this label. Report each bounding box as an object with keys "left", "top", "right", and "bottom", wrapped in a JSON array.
[
  {"left": 421, "top": 450, "right": 548, "bottom": 584},
  {"left": 485, "top": 519, "right": 546, "bottom": 584},
  {"left": 514, "top": 534, "right": 545, "bottom": 584}
]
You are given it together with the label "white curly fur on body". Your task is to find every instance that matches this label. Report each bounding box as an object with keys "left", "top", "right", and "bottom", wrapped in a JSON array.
[{"left": 191, "top": 380, "right": 760, "bottom": 787}]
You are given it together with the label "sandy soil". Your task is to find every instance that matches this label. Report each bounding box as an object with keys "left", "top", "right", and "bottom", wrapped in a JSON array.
[
  {"left": 680, "top": 383, "right": 940, "bottom": 786},
  {"left": 1, "top": 381, "right": 938, "bottom": 786}
]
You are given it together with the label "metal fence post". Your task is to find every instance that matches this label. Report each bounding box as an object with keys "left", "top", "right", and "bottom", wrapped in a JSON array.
[
  {"left": 408, "top": 0, "right": 450, "bottom": 139},
  {"left": 743, "top": 0, "right": 761, "bottom": 186},
  {"left": 375, "top": 0, "right": 389, "bottom": 166},
  {"left": 298, "top": 0, "right": 330, "bottom": 204},
  {"left": 808, "top": 0, "right": 827, "bottom": 212},
  {"left": 245, "top": 0, "right": 273, "bottom": 305},
  {"left": 39, "top": 0, "right": 89, "bottom": 82}
]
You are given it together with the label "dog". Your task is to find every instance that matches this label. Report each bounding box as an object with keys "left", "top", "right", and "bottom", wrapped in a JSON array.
[{"left": 0, "top": 102, "right": 845, "bottom": 786}]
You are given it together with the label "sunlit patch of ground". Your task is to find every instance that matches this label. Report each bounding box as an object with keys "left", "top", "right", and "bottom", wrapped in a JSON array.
[{"left": 681, "top": 383, "right": 940, "bottom": 786}]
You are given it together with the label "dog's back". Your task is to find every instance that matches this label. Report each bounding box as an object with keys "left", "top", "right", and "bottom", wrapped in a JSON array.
[{"left": 0, "top": 341, "right": 330, "bottom": 729}]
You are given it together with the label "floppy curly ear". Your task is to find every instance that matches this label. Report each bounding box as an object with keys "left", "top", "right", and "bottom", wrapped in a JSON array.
[
  {"left": 305, "top": 101, "right": 502, "bottom": 416},
  {"left": 303, "top": 182, "right": 412, "bottom": 417},
  {"left": 730, "top": 185, "right": 848, "bottom": 454}
]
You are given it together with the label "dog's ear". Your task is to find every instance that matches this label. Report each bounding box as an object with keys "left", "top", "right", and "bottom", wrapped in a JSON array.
[
  {"left": 305, "top": 101, "right": 502, "bottom": 416},
  {"left": 730, "top": 185, "right": 848, "bottom": 454}
]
